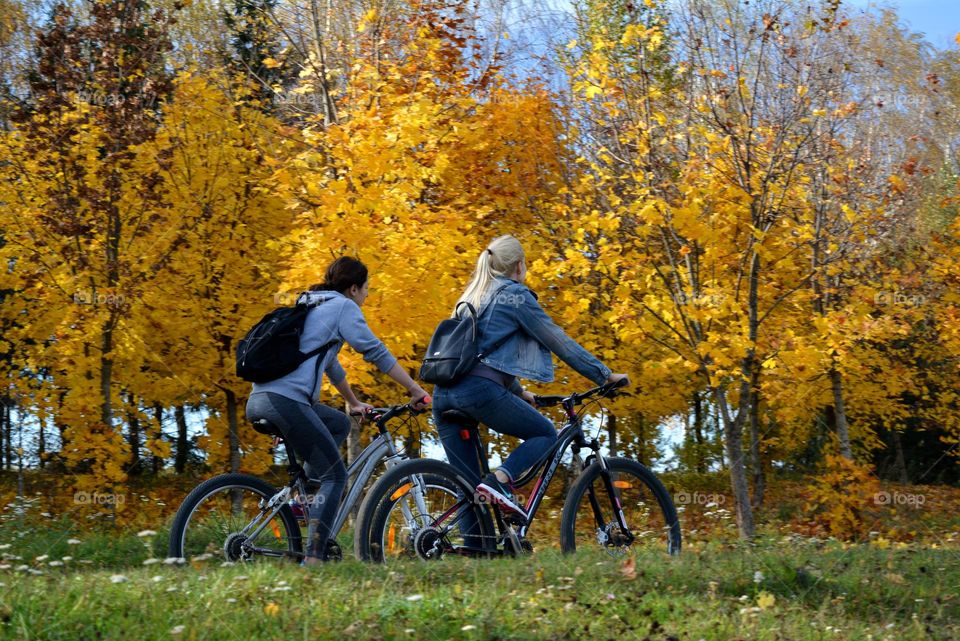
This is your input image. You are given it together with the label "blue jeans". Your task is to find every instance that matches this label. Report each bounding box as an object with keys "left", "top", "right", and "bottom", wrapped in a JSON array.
[
  {"left": 245, "top": 392, "right": 350, "bottom": 558},
  {"left": 433, "top": 376, "right": 556, "bottom": 549},
  {"left": 434, "top": 376, "right": 557, "bottom": 486}
]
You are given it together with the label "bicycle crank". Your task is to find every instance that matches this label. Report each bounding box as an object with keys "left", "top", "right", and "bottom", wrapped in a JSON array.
[{"left": 412, "top": 526, "right": 445, "bottom": 560}]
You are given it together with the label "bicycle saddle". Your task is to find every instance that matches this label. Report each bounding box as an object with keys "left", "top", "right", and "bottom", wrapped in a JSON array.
[
  {"left": 251, "top": 418, "right": 281, "bottom": 437},
  {"left": 440, "top": 409, "right": 479, "bottom": 429}
]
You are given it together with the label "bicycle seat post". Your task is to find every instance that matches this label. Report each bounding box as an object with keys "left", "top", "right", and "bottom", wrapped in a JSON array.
[{"left": 466, "top": 425, "right": 490, "bottom": 478}]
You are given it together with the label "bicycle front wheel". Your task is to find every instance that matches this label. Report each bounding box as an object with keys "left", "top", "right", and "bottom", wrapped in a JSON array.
[
  {"left": 560, "top": 457, "right": 681, "bottom": 556},
  {"left": 167, "top": 473, "right": 302, "bottom": 563},
  {"left": 355, "top": 458, "right": 496, "bottom": 563}
]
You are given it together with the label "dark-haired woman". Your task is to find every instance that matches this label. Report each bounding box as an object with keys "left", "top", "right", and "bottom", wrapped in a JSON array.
[{"left": 245, "top": 257, "right": 430, "bottom": 564}]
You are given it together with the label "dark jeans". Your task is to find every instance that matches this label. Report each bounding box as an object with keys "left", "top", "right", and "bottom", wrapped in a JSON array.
[
  {"left": 245, "top": 391, "right": 350, "bottom": 558},
  {"left": 433, "top": 376, "right": 557, "bottom": 485},
  {"left": 433, "top": 376, "right": 556, "bottom": 548}
]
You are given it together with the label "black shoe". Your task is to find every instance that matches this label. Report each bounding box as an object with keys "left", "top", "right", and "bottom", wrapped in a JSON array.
[
  {"left": 301, "top": 539, "right": 342, "bottom": 565},
  {"left": 476, "top": 473, "right": 528, "bottom": 521},
  {"left": 323, "top": 539, "right": 342, "bottom": 562}
]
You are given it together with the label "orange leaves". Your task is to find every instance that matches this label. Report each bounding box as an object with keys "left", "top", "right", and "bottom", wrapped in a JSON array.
[
  {"left": 805, "top": 455, "right": 881, "bottom": 540},
  {"left": 887, "top": 174, "right": 907, "bottom": 194}
]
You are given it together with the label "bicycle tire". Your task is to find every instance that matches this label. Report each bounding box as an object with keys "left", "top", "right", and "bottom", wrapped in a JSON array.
[
  {"left": 354, "top": 458, "right": 496, "bottom": 563},
  {"left": 559, "top": 457, "right": 681, "bottom": 555},
  {"left": 168, "top": 473, "right": 302, "bottom": 562}
]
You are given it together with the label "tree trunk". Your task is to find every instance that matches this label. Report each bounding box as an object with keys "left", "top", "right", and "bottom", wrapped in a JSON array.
[
  {"left": 607, "top": 413, "right": 617, "bottom": 457},
  {"left": 225, "top": 389, "right": 241, "bottom": 474},
  {"left": 830, "top": 366, "right": 853, "bottom": 460},
  {"left": 748, "top": 366, "right": 764, "bottom": 509},
  {"left": 637, "top": 415, "right": 647, "bottom": 466},
  {"left": 693, "top": 392, "right": 705, "bottom": 473},
  {"left": 100, "top": 322, "right": 114, "bottom": 430},
  {"left": 225, "top": 390, "right": 243, "bottom": 515},
  {"left": 38, "top": 415, "right": 45, "bottom": 470},
  {"left": 346, "top": 408, "right": 362, "bottom": 466},
  {"left": 126, "top": 392, "right": 141, "bottom": 476},
  {"left": 152, "top": 403, "right": 163, "bottom": 474},
  {"left": 174, "top": 404, "right": 189, "bottom": 474},
  {"left": 712, "top": 386, "right": 755, "bottom": 539},
  {"left": 1, "top": 398, "right": 8, "bottom": 471},
  {"left": 892, "top": 429, "right": 909, "bottom": 484},
  {"left": 715, "top": 400, "right": 725, "bottom": 470}
]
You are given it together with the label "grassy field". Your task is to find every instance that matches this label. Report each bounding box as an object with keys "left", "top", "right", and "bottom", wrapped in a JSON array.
[{"left": 1, "top": 521, "right": 958, "bottom": 641}]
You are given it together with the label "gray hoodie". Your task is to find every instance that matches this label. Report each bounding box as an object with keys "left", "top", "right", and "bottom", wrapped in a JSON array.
[{"left": 251, "top": 290, "right": 398, "bottom": 404}]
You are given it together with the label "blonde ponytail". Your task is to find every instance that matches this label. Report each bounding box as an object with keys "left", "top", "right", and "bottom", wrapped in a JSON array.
[{"left": 454, "top": 235, "right": 525, "bottom": 316}]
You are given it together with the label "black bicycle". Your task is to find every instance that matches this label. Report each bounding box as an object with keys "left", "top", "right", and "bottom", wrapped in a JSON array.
[{"left": 354, "top": 379, "right": 681, "bottom": 562}]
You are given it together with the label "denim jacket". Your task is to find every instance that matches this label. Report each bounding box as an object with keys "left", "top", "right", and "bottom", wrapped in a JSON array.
[{"left": 472, "top": 277, "right": 611, "bottom": 386}]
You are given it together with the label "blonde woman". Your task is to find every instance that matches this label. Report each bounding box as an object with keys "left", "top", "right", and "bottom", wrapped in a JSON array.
[{"left": 432, "top": 235, "right": 628, "bottom": 521}]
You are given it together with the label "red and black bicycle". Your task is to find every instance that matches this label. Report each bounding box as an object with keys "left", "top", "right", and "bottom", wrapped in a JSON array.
[{"left": 354, "top": 379, "right": 681, "bottom": 562}]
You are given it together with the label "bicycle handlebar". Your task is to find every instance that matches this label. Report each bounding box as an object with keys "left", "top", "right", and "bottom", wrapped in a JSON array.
[
  {"left": 534, "top": 377, "right": 629, "bottom": 409},
  {"left": 349, "top": 401, "right": 428, "bottom": 426}
]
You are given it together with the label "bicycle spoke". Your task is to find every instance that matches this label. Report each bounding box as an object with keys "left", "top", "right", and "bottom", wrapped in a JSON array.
[
  {"left": 179, "top": 484, "right": 296, "bottom": 562},
  {"left": 564, "top": 459, "right": 679, "bottom": 556}
]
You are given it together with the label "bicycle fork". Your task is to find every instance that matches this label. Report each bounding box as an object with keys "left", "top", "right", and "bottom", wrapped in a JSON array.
[{"left": 585, "top": 448, "right": 636, "bottom": 548}]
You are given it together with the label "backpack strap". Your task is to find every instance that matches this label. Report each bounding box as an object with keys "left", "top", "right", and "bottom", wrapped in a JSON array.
[{"left": 295, "top": 295, "right": 341, "bottom": 391}]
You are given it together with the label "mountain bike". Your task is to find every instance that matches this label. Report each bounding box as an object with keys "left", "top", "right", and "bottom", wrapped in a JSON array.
[
  {"left": 167, "top": 402, "right": 430, "bottom": 563},
  {"left": 354, "top": 379, "right": 681, "bottom": 562}
]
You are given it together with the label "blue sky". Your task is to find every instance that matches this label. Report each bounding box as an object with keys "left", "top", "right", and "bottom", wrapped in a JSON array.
[{"left": 848, "top": 1, "right": 960, "bottom": 48}]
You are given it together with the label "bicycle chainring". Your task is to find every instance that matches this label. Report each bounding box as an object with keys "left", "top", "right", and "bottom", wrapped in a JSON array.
[{"left": 412, "top": 526, "right": 445, "bottom": 560}]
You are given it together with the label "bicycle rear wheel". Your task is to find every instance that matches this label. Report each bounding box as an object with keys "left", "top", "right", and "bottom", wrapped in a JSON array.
[
  {"left": 560, "top": 457, "right": 681, "bottom": 556},
  {"left": 355, "top": 458, "right": 496, "bottom": 563},
  {"left": 168, "top": 473, "right": 302, "bottom": 563}
]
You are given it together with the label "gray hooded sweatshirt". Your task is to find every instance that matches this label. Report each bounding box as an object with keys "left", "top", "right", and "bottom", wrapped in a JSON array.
[{"left": 251, "top": 290, "right": 397, "bottom": 404}]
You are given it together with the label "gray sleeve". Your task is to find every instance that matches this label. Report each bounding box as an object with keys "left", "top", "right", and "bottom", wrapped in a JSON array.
[
  {"left": 324, "top": 356, "right": 347, "bottom": 385},
  {"left": 508, "top": 377, "right": 524, "bottom": 397},
  {"left": 338, "top": 301, "right": 398, "bottom": 373}
]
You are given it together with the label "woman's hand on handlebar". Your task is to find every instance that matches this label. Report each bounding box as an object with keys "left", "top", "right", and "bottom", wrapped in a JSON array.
[
  {"left": 605, "top": 373, "right": 630, "bottom": 387},
  {"left": 521, "top": 389, "right": 537, "bottom": 407},
  {"left": 348, "top": 401, "right": 375, "bottom": 417},
  {"left": 408, "top": 385, "right": 432, "bottom": 411}
]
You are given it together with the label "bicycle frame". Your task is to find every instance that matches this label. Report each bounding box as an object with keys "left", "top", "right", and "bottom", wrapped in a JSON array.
[
  {"left": 429, "top": 389, "right": 633, "bottom": 555},
  {"left": 240, "top": 408, "right": 430, "bottom": 559}
]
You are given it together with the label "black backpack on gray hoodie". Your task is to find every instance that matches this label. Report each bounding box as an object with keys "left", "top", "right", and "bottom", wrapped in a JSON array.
[{"left": 236, "top": 297, "right": 337, "bottom": 384}]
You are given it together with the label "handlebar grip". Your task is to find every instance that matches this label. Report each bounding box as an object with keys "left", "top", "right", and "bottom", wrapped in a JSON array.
[{"left": 534, "top": 395, "right": 564, "bottom": 407}]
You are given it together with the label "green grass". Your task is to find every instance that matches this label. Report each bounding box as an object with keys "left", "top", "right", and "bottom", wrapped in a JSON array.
[{"left": 1, "top": 523, "right": 958, "bottom": 640}]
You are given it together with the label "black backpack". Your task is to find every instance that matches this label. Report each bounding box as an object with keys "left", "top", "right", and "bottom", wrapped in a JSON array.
[
  {"left": 419, "top": 284, "right": 510, "bottom": 385},
  {"left": 236, "top": 296, "right": 337, "bottom": 384}
]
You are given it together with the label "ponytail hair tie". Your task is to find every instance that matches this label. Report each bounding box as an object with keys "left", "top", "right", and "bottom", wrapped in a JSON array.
[{"left": 486, "top": 248, "right": 493, "bottom": 256}]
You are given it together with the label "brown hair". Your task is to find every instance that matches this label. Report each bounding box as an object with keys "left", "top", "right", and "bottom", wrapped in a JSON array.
[{"left": 309, "top": 256, "right": 368, "bottom": 293}]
